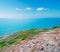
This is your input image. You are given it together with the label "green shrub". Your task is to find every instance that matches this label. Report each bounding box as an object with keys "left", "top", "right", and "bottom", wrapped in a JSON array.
[
  {"left": 8, "top": 39, "right": 17, "bottom": 45},
  {"left": 19, "top": 33, "right": 27, "bottom": 40},
  {"left": 0, "top": 41, "right": 6, "bottom": 48}
]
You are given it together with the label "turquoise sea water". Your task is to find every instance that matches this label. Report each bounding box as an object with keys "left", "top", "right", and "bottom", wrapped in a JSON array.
[{"left": 0, "top": 18, "right": 60, "bottom": 37}]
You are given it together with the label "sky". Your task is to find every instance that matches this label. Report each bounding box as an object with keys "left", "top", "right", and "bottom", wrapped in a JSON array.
[{"left": 0, "top": 0, "right": 60, "bottom": 18}]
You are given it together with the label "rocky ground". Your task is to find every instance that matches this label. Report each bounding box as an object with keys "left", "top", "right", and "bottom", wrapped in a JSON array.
[{"left": 1, "top": 28, "right": 60, "bottom": 52}]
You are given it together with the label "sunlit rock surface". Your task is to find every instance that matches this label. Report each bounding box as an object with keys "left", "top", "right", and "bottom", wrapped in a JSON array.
[{"left": 2, "top": 28, "right": 60, "bottom": 52}]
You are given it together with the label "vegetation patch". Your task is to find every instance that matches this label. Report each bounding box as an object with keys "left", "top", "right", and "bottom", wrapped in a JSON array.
[{"left": 0, "top": 41, "right": 6, "bottom": 48}]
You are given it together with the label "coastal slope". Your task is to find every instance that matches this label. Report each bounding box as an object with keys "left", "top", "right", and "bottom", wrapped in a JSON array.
[{"left": 0, "top": 26, "right": 60, "bottom": 52}]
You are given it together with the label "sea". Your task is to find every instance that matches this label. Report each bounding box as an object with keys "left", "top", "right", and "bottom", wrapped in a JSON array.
[{"left": 0, "top": 18, "right": 60, "bottom": 37}]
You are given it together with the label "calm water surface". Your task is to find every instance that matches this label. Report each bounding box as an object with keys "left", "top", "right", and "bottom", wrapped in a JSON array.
[{"left": 0, "top": 18, "right": 60, "bottom": 37}]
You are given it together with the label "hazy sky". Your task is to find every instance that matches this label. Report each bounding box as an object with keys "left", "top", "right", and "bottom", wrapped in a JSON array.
[{"left": 0, "top": 0, "right": 60, "bottom": 18}]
